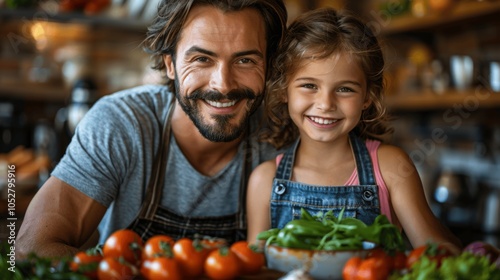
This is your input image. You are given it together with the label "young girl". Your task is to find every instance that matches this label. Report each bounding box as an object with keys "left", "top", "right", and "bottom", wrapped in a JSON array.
[{"left": 246, "top": 8, "right": 461, "bottom": 253}]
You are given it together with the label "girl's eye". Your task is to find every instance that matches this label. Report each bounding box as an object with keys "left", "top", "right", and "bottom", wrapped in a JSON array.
[
  {"left": 337, "top": 87, "right": 354, "bottom": 93},
  {"left": 301, "top": 83, "right": 317, "bottom": 90}
]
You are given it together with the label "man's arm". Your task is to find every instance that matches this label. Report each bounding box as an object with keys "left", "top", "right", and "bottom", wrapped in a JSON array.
[{"left": 16, "top": 176, "right": 107, "bottom": 258}]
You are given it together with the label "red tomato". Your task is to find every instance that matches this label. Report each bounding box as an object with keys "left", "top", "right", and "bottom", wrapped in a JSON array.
[
  {"left": 140, "top": 257, "right": 181, "bottom": 280},
  {"left": 204, "top": 247, "right": 241, "bottom": 280},
  {"left": 367, "top": 248, "right": 393, "bottom": 271},
  {"left": 103, "top": 229, "right": 144, "bottom": 265},
  {"left": 70, "top": 250, "right": 103, "bottom": 279},
  {"left": 406, "top": 243, "right": 453, "bottom": 269},
  {"left": 97, "top": 257, "right": 138, "bottom": 280},
  {"left": 200, "top": 237, "right": 228, "bottom": 251},
  {"left": 230, "top": 241, "right": 265, "bottom": 275},
  {"left": 172, "top": 238, "right": 210, "bottom": 279},
  {"left": 143, "top": 235, "right": 175, "bottom": 260},
  {"left": 406, "top": 245, "right": 426, "bottom": 269},
  {"left": 392, "top": 251, "right": 407, "bottom": 270},
  {"left": 342, "top": 256, "right": 362, "bottom": 280},
  {"left": 355, "top": 256, "right": 391, "bottom": 280}
]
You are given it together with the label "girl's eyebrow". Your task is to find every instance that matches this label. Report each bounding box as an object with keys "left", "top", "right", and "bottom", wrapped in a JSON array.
[{"left": 294, "top": 77, "right": 363, "bottom": 87}]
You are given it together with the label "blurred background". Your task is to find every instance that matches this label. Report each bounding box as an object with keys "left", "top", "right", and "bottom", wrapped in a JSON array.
[{"left": 0, "top": 0, "right": 499, "bottom": 247}]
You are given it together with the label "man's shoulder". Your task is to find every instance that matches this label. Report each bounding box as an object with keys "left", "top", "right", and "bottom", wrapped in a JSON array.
[
  {"left": 102, "top": 84, "right": 172, "bottom": 103},
  {"left": 93, "top": 84, "right": 174, "bottom": 117}
]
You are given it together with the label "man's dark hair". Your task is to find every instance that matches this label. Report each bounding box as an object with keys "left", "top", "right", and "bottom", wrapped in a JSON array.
[{"left": 143, "top": 0, "right": 287, "bottom": 91}]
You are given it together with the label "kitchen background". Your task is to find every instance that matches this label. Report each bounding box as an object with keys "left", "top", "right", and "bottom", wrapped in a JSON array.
[{"left": 0, "top": 0, "right": 499, "bottom": 247}]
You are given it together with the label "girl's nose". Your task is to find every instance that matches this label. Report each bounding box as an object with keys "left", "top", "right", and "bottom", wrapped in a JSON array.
[{"left": 316, "top": 91, "right": 336, "bottom": 111}]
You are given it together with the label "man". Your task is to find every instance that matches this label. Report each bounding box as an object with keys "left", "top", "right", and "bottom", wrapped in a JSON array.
[{"left": 17, "top": 0, "right": 287, "bottom": 257}]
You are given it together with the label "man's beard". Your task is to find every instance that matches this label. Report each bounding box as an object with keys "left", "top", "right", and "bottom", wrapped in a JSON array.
[{"left": 174, "top": 77, "right": 264, "bottom": 142}]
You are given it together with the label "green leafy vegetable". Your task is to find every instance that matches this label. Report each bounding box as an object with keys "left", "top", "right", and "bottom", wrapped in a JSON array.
[
  {"left": 0, "top": 242, "right": 88, "bottom": 280},
  {"left": 392, "top": 252, "right": 500, "bottom": 280},
  {"left": 257, "top": 208, "right": 405, "bottom": 252}
]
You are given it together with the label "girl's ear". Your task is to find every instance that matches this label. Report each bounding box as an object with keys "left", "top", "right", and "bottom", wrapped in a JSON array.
[
  {"left": 164, "top": 55, "right": 175, "bottom": 80},
  {"left": 363, "top": 99, "right": 372, "bottom": 110},
  {"left": 363, "top": 92, "right": 373, "bottom": 110}
]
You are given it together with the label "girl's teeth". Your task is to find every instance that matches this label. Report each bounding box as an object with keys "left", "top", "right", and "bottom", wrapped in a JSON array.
[
  {"left": 310, "top": 116, "right": 337, "bottom": 125},
  {"left": 206, "top": 100, "right": 237, "bottom": 108}
]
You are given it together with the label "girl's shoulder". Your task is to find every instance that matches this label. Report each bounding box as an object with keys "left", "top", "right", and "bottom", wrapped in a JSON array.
[
  {"left": 251, "top": 158, "right": 278, "bottom": 177},
  {"left": 248, "top": 159, "right": 277, "bottom": 189},
  {"left": 375, "top": 142, "right": 411, "bottom": 161},
  {"left": 374, "top": 142, "right": 418, "bottom": 182}
]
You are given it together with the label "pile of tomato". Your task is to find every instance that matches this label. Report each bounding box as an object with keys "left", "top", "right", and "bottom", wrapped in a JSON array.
[
  {"left": 342, "top": 243, "right": 454, "bottom": 280},
  {"left": 70, "top": 229, "right": 265, "bottom": 280}
]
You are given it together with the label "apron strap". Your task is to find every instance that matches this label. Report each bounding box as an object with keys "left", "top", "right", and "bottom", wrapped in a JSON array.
[
  {"left": 237, "top": 131, "right": 252, "bottom": 229},
  {"left": 135, "top": 98, "right": 175, "bottom": 220}
]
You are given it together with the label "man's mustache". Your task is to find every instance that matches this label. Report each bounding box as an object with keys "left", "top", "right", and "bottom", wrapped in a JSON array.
[{"left": 187, "top": 88, "right": 257, "bottom": 101}]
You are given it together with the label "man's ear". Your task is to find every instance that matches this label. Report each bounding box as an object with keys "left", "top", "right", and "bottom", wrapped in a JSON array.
[{"left": 164, "top": 54, "right": 175, "bottom": 80}]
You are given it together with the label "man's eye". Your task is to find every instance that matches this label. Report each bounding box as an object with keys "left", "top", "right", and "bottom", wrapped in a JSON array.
[
  {"left": 194, "top": 57, "right": 209, "bottom": 63},
  {"left": 237, "top": 58, "right": 254, "bottom": 64}
]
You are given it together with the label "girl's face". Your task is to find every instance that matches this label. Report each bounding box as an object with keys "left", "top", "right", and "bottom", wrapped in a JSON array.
[{"left": 286, "top": 52, "right": 370, "bottom": 144}]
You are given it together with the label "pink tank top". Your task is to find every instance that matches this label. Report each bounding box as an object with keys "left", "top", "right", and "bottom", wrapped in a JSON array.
[
  {"left": 344, "top": 140, "right": 394, "bottom": 224},
  {"left": 276, "top": 139, "right": 396, "bottom": 225}
]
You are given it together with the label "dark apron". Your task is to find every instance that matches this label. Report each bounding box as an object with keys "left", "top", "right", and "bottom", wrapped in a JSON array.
[{"left": 128, "top": 100, "right": 251, "bottom": 243}]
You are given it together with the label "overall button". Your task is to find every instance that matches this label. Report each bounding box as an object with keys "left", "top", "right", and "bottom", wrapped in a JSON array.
[
  {"left": 362, "top": 190, "right": 374, "bottom": 201},
  {"left": 274, "top": 184, "right": 286, "bottom": 195}
]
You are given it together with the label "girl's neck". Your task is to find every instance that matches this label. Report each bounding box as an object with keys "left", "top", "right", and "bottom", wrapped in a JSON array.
[{"left": 292, "top": 136, "right": 356, "bottom": 185}]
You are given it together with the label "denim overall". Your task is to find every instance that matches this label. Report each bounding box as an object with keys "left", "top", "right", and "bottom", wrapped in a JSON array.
[
  {"left": 128, "top": 99, "right": 251, "bottom": 243},
  {"left": 270, "top": 132, "right": 381, "bottom": 229}
]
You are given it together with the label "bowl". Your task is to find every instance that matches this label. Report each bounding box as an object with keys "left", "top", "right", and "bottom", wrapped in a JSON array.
[{"left": 265, "top": 244, "right": 374, "bottom": 280}]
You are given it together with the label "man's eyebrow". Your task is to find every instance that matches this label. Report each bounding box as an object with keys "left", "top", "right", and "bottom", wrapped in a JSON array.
[
  {"left": 185, "top": 46, "right": 216, "bottom": 57},
  {"left": 185, "top": 46, "right": 263, "bottom": 59},
  {"left": 234, "top": 50, "right": 264, "bottom": 59}
]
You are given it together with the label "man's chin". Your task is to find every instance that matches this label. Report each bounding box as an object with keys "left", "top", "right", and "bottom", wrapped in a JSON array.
[{"left": 197, "top": 121, "right": 245, "bottom": 142}]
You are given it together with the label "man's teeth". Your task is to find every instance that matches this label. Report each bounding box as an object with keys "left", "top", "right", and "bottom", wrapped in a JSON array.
[
  {"left": 310, "top": 116, "right": 337, "bottom": 125},
  {"left": 206, "top": 100, "right": 237, "bottom": 108}
]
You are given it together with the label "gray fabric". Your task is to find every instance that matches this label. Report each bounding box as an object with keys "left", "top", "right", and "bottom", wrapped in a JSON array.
[{"left": 50, "top": 84, "right": 280, "bottom": 243}]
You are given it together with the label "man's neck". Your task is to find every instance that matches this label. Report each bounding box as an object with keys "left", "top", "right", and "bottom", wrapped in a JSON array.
[{"left": 171, "top": 105, "right": 243, "bottom": 177}]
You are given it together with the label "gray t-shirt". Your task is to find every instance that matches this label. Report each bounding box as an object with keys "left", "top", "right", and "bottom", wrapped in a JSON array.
[{"left": 51, "top": 84, "right": 279, "bottom": 243}]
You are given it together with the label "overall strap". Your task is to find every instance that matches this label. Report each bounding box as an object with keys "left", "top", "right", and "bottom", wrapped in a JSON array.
[
  {"left": 274, "top": 138, "right": 299, "bottom": 180},
  {"left": 349, "top": 132, "right": 376, "bottom": 185},
  {"left": 136, "top": 97, "right": 175, "bottom": 220}
]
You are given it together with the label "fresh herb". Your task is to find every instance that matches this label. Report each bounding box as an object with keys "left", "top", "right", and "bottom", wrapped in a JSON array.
[
  {"left": 257, "top": 208, "right": 405, "bottom": 252},
  {"left": 392, "top": 252, "right": 500, "bottom": 280},
  {"left": 0, "top": 242, "right": 88, "bottom": 280}
]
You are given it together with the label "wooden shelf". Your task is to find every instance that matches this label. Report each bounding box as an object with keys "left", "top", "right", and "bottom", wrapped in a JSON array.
[
  {"left": 382, "top": 1, "right": 500, "bottom": 35},
  {"left": 386, "top": 89, "right": 500, "bottom": 111},
  {"left": 0, "top": 82, "right": 121, "bottom": 103},
  {"left": 0, "top": 82, "right": 70, "bottom": 102},
  {"left": 0, "top": 8, "right": 148, "bottom": 32}
]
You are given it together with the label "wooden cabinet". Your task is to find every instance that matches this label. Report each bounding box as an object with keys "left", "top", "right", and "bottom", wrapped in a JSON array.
[{"left": 0, "top": 8, "right": 149, "bottom": 102}]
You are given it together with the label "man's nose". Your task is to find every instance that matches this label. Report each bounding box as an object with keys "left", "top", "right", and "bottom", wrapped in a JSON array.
[{"left": 209, "top": 64, "right": 236, "bottom": 94}]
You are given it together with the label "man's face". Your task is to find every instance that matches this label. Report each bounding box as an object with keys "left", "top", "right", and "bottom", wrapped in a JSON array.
[{"left": 164, "top": 5, "right": 267, "bottom": 142}]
